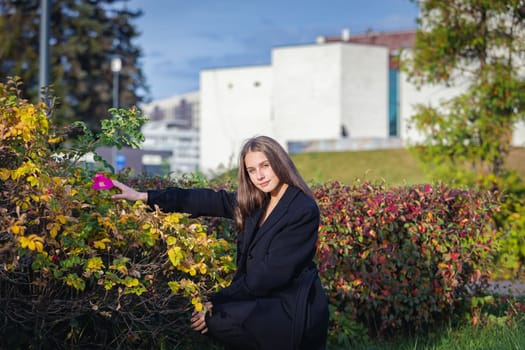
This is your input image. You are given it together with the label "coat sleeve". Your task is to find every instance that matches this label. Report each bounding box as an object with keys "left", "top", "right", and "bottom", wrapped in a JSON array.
[
  {"left": 147, "top": 187, "right": 236, "bottom": 219},
  {"left": 211, "top": 198, "right": 319, "bottom": 303}
]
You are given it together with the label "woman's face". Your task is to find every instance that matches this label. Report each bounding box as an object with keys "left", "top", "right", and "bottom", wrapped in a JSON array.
[{"left": 244, "top": 151, "right": 282, "bottom": 194}]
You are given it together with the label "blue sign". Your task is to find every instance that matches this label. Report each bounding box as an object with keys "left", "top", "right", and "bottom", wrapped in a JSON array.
[{"left": 116, "top": 154, "right": 126, "bottom": 171}]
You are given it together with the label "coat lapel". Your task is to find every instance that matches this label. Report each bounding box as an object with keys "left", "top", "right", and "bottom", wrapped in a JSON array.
[
  {"left": 242, "top": 208, "right": 262, "bottom": 251},
  {"left": 248, "top": 186, "right": 299, "bottom": 250}
]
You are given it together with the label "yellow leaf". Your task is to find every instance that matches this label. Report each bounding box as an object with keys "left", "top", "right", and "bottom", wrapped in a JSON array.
[
  {"left": 47, "top": 223, "right": 60, "bottom": 238},
  {"left": 86, "top": 257, "right": 105, "bottom": 271},
  {"left": 167, "top": 246, "right": 183, "bottom": 267},
  {"left": 117, "top": 266, "right": 128, "bottom": 274},
  {"left": 194, "top": 302, "right": 203, "bottom": 312},
  {"left": 0, "top": 168, "right": 12, "bottom": 180},
  {"left": 34, "top": 240, "right": 44, "bottom": 252},
  {"left": 19, "top": 236, "right": 30, "bottom": 249},
  {"left": 11, "top": 225, "right": 26, "bottom": 235},
  {"left": 124, "top": 277, "right": 139, "bottom": 288},
  {"left": 48, "top": 136, "right": 63, "bottom": 144},
  {"left": 438, "top": 262, "right": 449, "bottom": 269},
  {"left": 19, "top": 234, "right": 44, "bottom": 252},
  {"left": 28, "top": 234, "right": 44, "bottom": 243},
  {"left": 56, "top": 215, "right": 67, "bottom": 224},
  {"left": 27, "top": 176, "right": 39, "bottom": 187},
  {"left": 93, "top": 238, "right": 111, "bottom": 249},
  {"left": 168, "top": 281, "right": 180, "bottom": 293}
]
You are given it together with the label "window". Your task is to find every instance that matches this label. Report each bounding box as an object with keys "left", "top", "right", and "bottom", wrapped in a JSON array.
[{"left": 388, "top": 69, "right": 399, "bottom": 137}]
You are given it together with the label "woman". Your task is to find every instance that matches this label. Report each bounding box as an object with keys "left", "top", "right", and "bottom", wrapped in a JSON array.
[{"left": 111, "top": 135, "right": 329, "bottom": 350}]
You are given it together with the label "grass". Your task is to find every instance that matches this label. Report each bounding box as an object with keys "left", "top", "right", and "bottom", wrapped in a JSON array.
[
  {"left": 329, "top": 318, "right": 525, "bottom": 350},
  {"left": 292, "top": 147, "right": 525, "bottom": 186}
]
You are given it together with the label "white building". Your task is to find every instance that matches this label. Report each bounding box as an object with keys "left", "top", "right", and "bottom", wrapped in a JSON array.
[
  {"left": 199, "top": 31, "right": 402, "bottom": 173},
  {"left": 140, "top": 29, "right": 525, "bottom": 175}
]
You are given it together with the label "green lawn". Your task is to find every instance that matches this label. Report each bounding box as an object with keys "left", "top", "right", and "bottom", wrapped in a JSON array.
[
  {"left": 292, "top": 147, "right": 525, "bottom": 186},
  {"left": 329, "top": 318, "right": 525, "bottom": 350}
]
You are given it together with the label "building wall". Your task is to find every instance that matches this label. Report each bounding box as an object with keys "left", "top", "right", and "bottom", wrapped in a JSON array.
[
  {"left": 200, "top": 65, "right": 273, "bottom": 172},
  {"left": 341, "top": 44, "right": 389, "bottom": 138},
  {"left": 272, "top": 44, "right": 342, "bottom": 143},
  {"left": 513, "top": 121, "right": 525, "bottom": 147},
  {"left": 199, "top": 42, "right": 391, "bottom": 172},
  {"left": 398, "top": 54, "right": 466, "bottom": 144}
]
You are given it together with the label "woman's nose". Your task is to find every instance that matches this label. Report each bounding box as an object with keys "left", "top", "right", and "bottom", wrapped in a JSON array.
[{"left": 256, "top": 169, "right": 264, "bottom": 179}]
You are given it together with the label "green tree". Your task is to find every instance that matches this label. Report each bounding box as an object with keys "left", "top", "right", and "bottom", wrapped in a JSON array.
[
  {"left": 404, "top": 0, "right": 525, "bottom": 277},
  {"left": 404, "top": 0, "right": 525, "bottom": 183},
  {"left": 0, "top": 0, "right": 149, "bottom": 130}
]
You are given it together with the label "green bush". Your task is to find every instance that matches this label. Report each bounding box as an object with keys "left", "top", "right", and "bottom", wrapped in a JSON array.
[
  {"left": 313, "top": 180, "right": 501, "bottom": 345},
  {"left": 482, "top": 172, "right": 525, "bottom": 278},
  {"left": 0, "top": 77, "right": 234, "bottom": 349}
]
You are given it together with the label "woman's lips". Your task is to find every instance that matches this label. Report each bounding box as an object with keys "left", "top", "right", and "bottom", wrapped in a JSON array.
[{"left": 259, "top": 180, "right": 270, "bottom": 187}]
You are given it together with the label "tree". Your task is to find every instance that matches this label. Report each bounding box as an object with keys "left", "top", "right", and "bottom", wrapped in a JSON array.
[
  {"left": 0, "top": 0, "right": 149, "bottom": 130},
  {"left": 404, "top": 0, "right": 525, "bottom": 183}
]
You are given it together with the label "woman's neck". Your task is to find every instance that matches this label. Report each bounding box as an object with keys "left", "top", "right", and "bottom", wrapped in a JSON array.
[
  {"left": 259, "top": 183, "right": 288, "bottom": 227},
  {"left": 270, "top": 183, "right": 288, "bottom": 203}
]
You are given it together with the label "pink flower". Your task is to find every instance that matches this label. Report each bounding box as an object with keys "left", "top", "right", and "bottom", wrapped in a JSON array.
[{"left": 92, "top": 173, "right": 114, "bottom": 190}]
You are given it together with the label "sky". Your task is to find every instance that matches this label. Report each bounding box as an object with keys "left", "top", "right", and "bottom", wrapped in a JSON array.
[{"left": 126, "top": 0, "right": 420, "bottom": 101}]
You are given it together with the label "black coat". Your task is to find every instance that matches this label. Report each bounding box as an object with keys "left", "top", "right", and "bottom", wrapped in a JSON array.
[{"left": 147, "top": 185, "right": 329, "bottom": 350}]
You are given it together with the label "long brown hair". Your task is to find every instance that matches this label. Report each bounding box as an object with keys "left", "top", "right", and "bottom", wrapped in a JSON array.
[{"left": 235, "top": 135, "right": 314, "bottom": 230}]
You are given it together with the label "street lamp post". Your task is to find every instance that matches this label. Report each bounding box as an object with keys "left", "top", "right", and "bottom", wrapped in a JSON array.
[
  {"left": 111, "top": 56, "right": 122, "bottom": 109},
  {"left": 110, "top": 57, "right": 122, "bottom": 170},
  {"left": 38, "top": 0, "right": 50, "bottom": 103}
]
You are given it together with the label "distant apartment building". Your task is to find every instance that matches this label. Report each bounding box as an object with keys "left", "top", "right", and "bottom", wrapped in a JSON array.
[{"left": 139, "top": 92, "right": 200, "bottom": 175}]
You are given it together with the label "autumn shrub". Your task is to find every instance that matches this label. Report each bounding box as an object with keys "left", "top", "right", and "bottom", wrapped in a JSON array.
[
  {"left": 312, "top": 180, "right": 501, "bottom": 346},
  {"left": 0, "top": 78, "right": 234, "bottom": 349}
]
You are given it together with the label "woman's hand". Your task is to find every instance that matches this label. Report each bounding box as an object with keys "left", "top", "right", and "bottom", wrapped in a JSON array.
[
  {"left": 190, "top": 302, "right": 213, "bottom": 334},
  {"left": 111, "top": 180, "right": 148, "bottom": 202}
]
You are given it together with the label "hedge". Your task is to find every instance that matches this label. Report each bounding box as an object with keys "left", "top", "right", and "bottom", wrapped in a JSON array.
[{"left": 0, "top": 78, "right": 502, "bottom": 348}]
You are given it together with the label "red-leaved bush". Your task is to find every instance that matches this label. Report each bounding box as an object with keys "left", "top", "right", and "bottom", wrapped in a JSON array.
[
  {"left": 313, "top": 180, "right": 501, "bottom": 342},
  {"left": 126, "top": 177, "right": 502, "bottom": 345}
]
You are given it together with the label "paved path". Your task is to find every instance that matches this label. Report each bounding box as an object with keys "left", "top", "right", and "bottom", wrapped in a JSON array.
[{"left": 487, "top": 280, "right": 525, "bottom": 297}]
